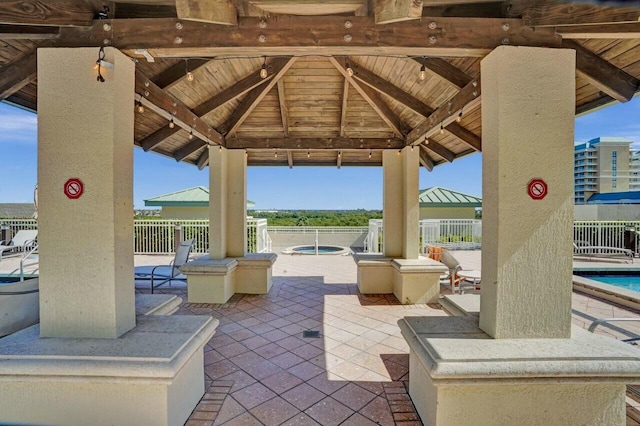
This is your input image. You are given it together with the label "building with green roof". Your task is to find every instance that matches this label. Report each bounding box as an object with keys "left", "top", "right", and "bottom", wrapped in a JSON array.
[
  {"left": 144, "top": 186, "right": 255, "bottom": 219},
  {"left": 418, "top": 187, "right": 482, "bottom": 219}
]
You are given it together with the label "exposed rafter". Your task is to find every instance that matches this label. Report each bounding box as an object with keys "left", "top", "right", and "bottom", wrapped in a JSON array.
[
  {"left": 424, "top": 139, "right": 455, "bottom": 163},
  {"left": 521, "top": 2, "right": 640, "bottom": 27},
  {"left": 411, "top": 57, "right": 473, "bottom": 89},
  {"left": 151, "top": 59, "right": 209, "bottom": 89},
  {"left": 339, "top": 78, "right": 350, "bottom": 137},
  {"left": 330, "top": 57, "right": 405, "bottom": 137},
  {"left": 225, "top": 137, "right": 405, "bottom": 150},
  {"left": 276, "top": 80, "right": 290, "bottom": 137},
  {"left": 0, "top": 50, "right": 37, "bottom": 101},
  {"left": 287, "top": 150, "right": 293, "bottom": 168},
  {"left": 556, "top": 23, "right": 640, "bottom": 39},
  {"left": 418, "top": 145, "right": 435, "bottom": 172},
  {"left": 337, "top": 150, "right": 342, "bottom": 169},
  {"left": 563, "top": 40, "right": 639, "bottom": 103},
  {"left": 0, "top": 24, "right": 59, "bottom": 39}
]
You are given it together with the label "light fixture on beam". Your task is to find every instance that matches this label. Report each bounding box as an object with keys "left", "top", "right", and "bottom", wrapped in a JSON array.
[
  {"left": 136, "top": 100, "right": 144, "bottom": 113},
  {"left": 440, "top": 122, "right": 444, "bottom": 135},
  {"left": 189, "top": 128, "right": 194, "bottom": 139},
  {"left": 260, "top": 57, "right": 268, "bottom": 79},
  {"left": 419, "top": 63, "right": 426, "bottom": 81},
  {"left": 185, "top": 59, "right": 194, "bottom": 82},
  {"left": 345, "top": 59, "right": 354, "bottom": 77},
  {"left": 169, "top": 117, "right": 175, "bottom": 129}
]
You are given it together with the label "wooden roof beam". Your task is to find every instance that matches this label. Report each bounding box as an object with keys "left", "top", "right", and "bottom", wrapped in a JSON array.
[
  {"left": 424, "top": 139, "right": 455, "bottom": 163},
  {"left": 276, "top": 80, "right": 290, "bottom": 137},
  {"left": 339, "top": 78, "right": 349, "bottom": 137},
  {"left": 55, "top": 16, "right": 561, "bottom": 56},
  {"left": 330, "top": 57, "right": 405, "bottom": 137},
  {"left": 411, "top": 57, "right": 472, "bottom": 90},
  {"left": 135, "top": 69, "right": 223, "bottom": 151},
  {"left": 138, "top": 63, "right": 275, "bottom": 152},
  {"left": 557, "top": 23, "right": 640, "bottom": 40},
  {"left": 0, "top": 50, "right": 38, "bottom": 101},
  {"left": 0, "top": 24, "right": 60, "bottom": 39},
  {"left": 406, "top": 76, "right": 481, "bottom": 145},
  {"left": 151, "top": 59, "right": 209, "bottom": 89},
  {"left": 0, "top": 0, "right": 94, "bottom": 27},
  {"left": 173, "top": 139, "right": 206, "bottom": 162},
  {"left": 418, "top": 145, "right": 434, "bottom": 172},
  {"left": 563, "top": 40, "right": 639, "bottom": 103},
  {"left": 375, "top": 0, "right": 422, "bottom": 24},
  {"left": 222, "top": 57, "right": 297, "bottom": 136},
  {"left": 522, "top": 2, "right": 640, "bottom": 27},
  {"left": 287, "top": 150, "right": 293, "bottom": 169},
  {"left": 196, "top": 148, "right": 209, "bottom": 170},
  {"left": 175, "top": 0, "right": 237, "bottom": 25},
  {"left": 225, "top": 137, "right": 405, "bottom": 150}
]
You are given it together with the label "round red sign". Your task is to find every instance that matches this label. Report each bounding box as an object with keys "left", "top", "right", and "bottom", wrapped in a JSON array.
[
  {"left": 527, "top": 178, "right": 547, "bottom": 200},
  {"left": 64, "top": 178, "right": 84, "bottom": 199}
]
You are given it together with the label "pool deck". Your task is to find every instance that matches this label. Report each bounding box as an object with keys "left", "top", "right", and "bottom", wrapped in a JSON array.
[{"left": 2, "top": 250, "right": 640, "bottom": 425}]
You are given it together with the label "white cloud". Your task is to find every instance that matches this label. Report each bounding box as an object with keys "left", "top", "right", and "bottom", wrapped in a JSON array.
[{"left": 0, "top": 112, "right": 37, "bottom": 144}]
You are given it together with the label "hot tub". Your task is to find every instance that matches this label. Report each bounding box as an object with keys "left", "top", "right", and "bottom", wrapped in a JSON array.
[
  {"left": 0, "top": 277, "right": 39, "bottom": 337},
  {"left": 283, "top": 245, "right": 351, "bottom": 255}
]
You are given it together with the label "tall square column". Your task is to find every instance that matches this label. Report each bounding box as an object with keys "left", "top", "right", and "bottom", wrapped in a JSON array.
[
  {"left": 38, "top": 47, "right": 135, "bottom": 338},
  {"left": 479, "top": 45, "right": 575, "bottom": 338}
]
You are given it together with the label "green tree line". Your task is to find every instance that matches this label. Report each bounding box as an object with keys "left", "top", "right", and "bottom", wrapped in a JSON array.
[{"left": 249, "top": 210, "right": 382, "bottom": 227}]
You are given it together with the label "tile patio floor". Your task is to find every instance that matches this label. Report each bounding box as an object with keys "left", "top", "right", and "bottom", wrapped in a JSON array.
[{"left": 132, "top": 251, "right": 640, "bottom": 426}]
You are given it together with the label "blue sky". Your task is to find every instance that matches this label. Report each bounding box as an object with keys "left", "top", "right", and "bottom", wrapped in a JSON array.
[{"left": 2, "top": 97, "right": 640, "bottom": 209}]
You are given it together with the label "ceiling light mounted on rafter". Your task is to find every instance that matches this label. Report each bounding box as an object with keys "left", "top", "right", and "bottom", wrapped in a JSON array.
[
  {"left": 136, "top": 100, "right": 144, "bottom": 113},
  {"left": 185, "top": 59, "right": 194, "bottom": 82},
  {"left": 419, "top": 63, "right": 426, "bottom": 81},
  {"left": 345, "top": 58, "right": 354, "bottom": 77},
  {"left": 260, "top": 57, "right": 268, "bottom": 79},
  {"left": 169, "top": 117, "right": 175, "bottom": 128},
  {"left": 189, "top": 128, "right": 194, "bottom": 139}
]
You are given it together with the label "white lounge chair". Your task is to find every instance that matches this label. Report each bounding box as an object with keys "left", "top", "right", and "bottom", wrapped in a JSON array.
[
  {"left": 0, "top": 230, "right": 38, "bottom": 259},
  {"left": 134, "top": 239, "right": 195, "bottom": 293},
  {"left": 438, "top": 250, "right": 481, "bottom": 294},
  {"left": 573, "top": 242, "right": 634, "bottom": 263}
]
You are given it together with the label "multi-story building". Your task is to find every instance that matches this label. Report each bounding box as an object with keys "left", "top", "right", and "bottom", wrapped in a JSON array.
[{"left": 574, "top": 137, "right": 640, "bottom": 204}]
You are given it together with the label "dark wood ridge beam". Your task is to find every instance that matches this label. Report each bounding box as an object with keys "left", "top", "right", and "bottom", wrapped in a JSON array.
[
  {"left": 0, "top": 0, "right": 94, "bottom": 27},
  {"left": 522, "top": 2, "right": 640, "bottom": 27},
  {"left": 556, "top": 23, "right": 640, "bottom": 39},
  {"left": 418, "top": 145, "right": 434, "bottom": 172},
  {"left": 330, "top": 57, "right": 405, "bottom": 137},
  {"left": 406, "top": 76, "right": 481, "bottom": 145},
  {"left": 563, "top": 40, "right": 639, "bottom": 103},
  {"left": 0, "top": 24, "right": 60, "bottom": 39},
  {"left": 421, "top": 2, "right": 507, "bottom": 19},
  {"left": 351, "top": 62, "right": 480, "bottom": 150},
  {"left": 277, "top": 80, "right": 290, "bottom": 137},
  {"left": 248, "top": 160, "right": 380, "bottom": 167},
  {"left": 113, "top": 3, "right": 177, "bottom": 19},
  {"left": 225, "top": 137, "right": 405, "bottom": 150},
  {"left": 0, "top": 50, "right": 38, "bottom": 101},
  {"left": 222, "top": 57, "right": 297, "bottom": 136},
  {"left": 135, "top": 69, "right": 223, "bottom": 150},
  {"left": 54, "top": 16, "right": 560, "bottom": 56},
  {"left": 423, "top": 139, "right": 455, "bottom": 163},
  {"left": 339, "top": 79, "right": 349, "bottom": 137},
  {"left": 139, "top": 63, "right": 277, "bottom": 153},
  {"left": 575, "top": 94, "right": 616, "bottom": 116},
  {"left": 411, "top": 57, "right": 472, "bottom": 90},
  {"left": 196, "top": 148, "right": 209, "bottom": 170},
  {"left": 173, "top": 139, "right": 206, "bottom": 162},
  {"left": 151, "top": 59, "right": 209, "bottom": 89}
]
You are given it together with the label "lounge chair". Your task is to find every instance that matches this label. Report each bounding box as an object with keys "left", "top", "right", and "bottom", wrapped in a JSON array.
[
  {"left": 0, "top": 230, "right": 38, "bottom": 259},
  {"left": 573, "top": 242, "right": 634, "bottom": 263},
  {"left": 134, "top": 239, "right": 195, "bottom": 293},
  {"left": 437, "top": 250, "right": 481, "bottom": 294}
]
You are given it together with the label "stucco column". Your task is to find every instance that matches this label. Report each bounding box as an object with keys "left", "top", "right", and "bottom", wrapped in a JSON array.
[
  {"left": 383, "top": 147, "right": 419, "bottom": 259},
  {"left": 38, "top": 47, "right": 135, "bottom": 338},
  {"left": 479, "top": 46, "right": 575, "bottom": 339},
  {"left": 209, "top": 147, "right": 246, "bottom": 259}
]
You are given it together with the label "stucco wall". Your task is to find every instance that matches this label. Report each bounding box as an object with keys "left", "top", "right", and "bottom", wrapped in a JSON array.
[{"left": 419, "top": 207, "right": 477, "bottom": 219}]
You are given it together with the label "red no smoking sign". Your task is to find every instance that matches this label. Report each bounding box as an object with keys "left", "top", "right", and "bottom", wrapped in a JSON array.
[
  {"left": 527, "top": 178, "right": 547, "bottom": 200},
  {"left": 64, "top": 178, "right": 84, "bottom": 200}
]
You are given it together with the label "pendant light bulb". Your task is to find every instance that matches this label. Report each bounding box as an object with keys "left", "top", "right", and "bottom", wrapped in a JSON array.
[
  {"left": 345, "top": 59, "right": 354, "bottom": 77},
  {"left": 274, "top": 149, "right": 278, "bottom": 158},
  {"left": 457, "top": 111, "right": 463, "bottom": 122},
  {"left": 368, "top": 149, "right": 372, "bottom": 159},
  {"left": 419, "top": 64, "right": 426, "bottom": 81},
  {"left": 260, "top": 57, "right": 268, "bottom": 79},
  {"left": 307, "top": 149, "right": 310, "bottom": 158},
  {"left": 186, "top": 71, "right": 194, "bottom": 82},
  {"left": 440, "top": 123, "right": 444, "bottom": 135},
  {"left": 189, "top": 129, "right": 194, "bottom": 140},
  {"left": 136, "top": 101, "right": 144, "bottom": 114},
  {"left": 169, "top": 118, "right": 175, "bottom": 129}
]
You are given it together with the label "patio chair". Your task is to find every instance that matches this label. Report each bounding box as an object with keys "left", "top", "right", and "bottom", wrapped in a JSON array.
[
  {"left": 573, "top": 242, "right": 634, "bottom": 263},
  {"left": 134, "top": 239, "right": 195, "bottom": 293},
  {"left": 0, "top": 230, "right": 38, "bottom": 259},
  {"left": 438, "top": 250, "right": 481, "bottom": 294}
]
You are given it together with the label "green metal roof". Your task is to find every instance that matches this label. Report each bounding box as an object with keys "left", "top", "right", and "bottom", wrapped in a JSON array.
[
  {"left": 418, "top": 187, "right": 482, "bottom": 208},
  {"left": 144, "top": 186, "right": 255, "bottom": 208}
]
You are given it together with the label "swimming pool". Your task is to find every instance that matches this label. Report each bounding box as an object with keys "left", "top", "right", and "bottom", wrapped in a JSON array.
[{"left": 576, "top": 273, "right": 640, "bottom": 292}]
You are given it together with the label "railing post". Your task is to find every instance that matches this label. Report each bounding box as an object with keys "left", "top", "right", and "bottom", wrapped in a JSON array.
[{"left": 174, "top": 224, "right": 183, "bottom": 253}]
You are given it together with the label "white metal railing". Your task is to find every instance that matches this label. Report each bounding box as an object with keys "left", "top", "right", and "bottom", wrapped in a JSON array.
[
  {"left": 1, "top": 219, "right": 271, "bottom": 255},
  {"left": 366, "top": 219, "right": 383, "bottom": 253},
  {"left": 574, "top": 221, "right": 640, "bottom": 255},
  {"left": 419, "top": 219, "right": 482, "bottom": 252},
  {"left": 267, "top": 226, "right": 369, "bottom": 234}
]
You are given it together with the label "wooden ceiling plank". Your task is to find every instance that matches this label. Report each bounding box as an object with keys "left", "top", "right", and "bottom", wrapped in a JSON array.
[
  {"left": 224, "top": 57, "right": 297, "bottom": 136},
  {"left": 0, "top": 0, "right": 94, "bottom": 27},
  {"left": 0, "top": 24, "right": 60, "bottom": 39},
  {"left": 411, "top": 57, "right": 473, "bottom": 89},
  {"left": 0, "top": 50, "right": 37, "bottom": 100},
  {"left": 339, "top": 78, "right": 349, "bottom": 137},
  {"left": 445, "top": 121, "right": 481, "bottom": 151},
  {"left": 151, "top": 59, "right": 209, "bottom": 89},
  {"left": 424, "top": 139, "right": 455, "bottom": 162},
  {"left": 557, "top": 23, "right": 640, "bottom": 40},
  {"left": 330, "top": 57, "right": 404, "bottom": 137},
  {"left": 55, "top": 16, "right": 561, "bottom": 56},
  {"left": 375, "top": 0, "right": 423, "bottom": 24},
  {"left": 276, "top": 79, "right": 289, "bottom": 137},
  {"left": 563, "top": 39, "right": 639, "bottom": 103},
  {"left": 418, "top": 145, "right": 434, "bottom": 172},
  {"left": 173, "top": 138, "right": 205, "bottom": 161},
  {"left": 226, "top": 137, "right": 405, "bottom": 149},
  {"left": 135, "top": 68, "right": 224, "bottom": 147},
  {"left": 175, "top": 0, "right": 237, "bottom": 25},
  {"left": 406, "top": 76, "right": 481, "bottom": 144},
  {"left": 287, "top": 149, "right": 293, "bottom": 168}
]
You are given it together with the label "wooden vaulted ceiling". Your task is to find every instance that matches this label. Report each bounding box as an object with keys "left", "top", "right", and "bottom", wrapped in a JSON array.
[{"left": 1, "top": 1, "right": 640, "bottom": 171}]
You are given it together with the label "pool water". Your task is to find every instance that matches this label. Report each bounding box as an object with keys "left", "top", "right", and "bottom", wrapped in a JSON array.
[
  {"left": 581, "top": 275, "right": 640, "bottom": 292},
  {"left": 292, "top": 246, "right": 344, "bottom": 254}
]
